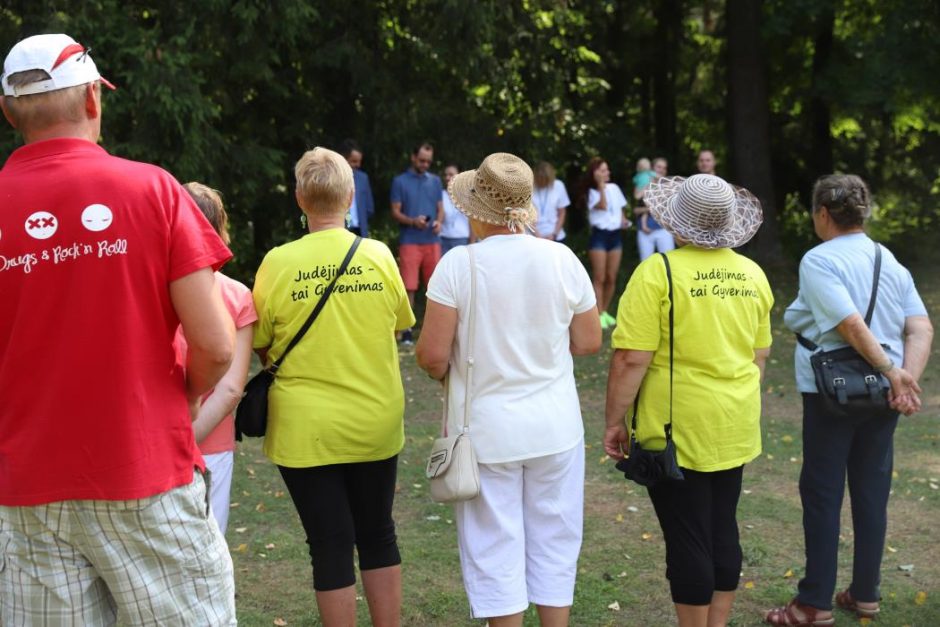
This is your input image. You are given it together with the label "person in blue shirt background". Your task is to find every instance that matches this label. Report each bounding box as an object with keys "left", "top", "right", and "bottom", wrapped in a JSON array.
[
  {"left": 390, "top": 142, "right": 444, "bottom": 345},
  {"left": 340, "top": 138, "right": 374, "bottom": 237}
]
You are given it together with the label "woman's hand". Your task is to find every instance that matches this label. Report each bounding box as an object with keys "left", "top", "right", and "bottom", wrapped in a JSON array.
[
  {"left": 885, "top": 366, "right": 922, "bottom": 416},
  {"left": 604, "top": 423, "right": 630, "bottom": 460}
]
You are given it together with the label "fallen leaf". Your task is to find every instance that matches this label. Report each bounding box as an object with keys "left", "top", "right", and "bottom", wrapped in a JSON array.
[
  {"left": 641, "top": 532, "right": 653, "bottom": 540},
  {"left": 781, "top": 435, "right": 794, "bottom": 443},
  {"left": 783, "top": 569, "right": 794, "bottom": 578},
  {"left": 273, "top": 618, "right": 287, "bottom": 626},
  {"left": 265, "top": 543, "right": 276, "bottom": 549},
  {"left": 745, "top": 524, "right": 755, "bottom": 530},
  {"left": 255, "top": 503, "right": 266, "bottom": 512},
  {"left": 229, "top": 502, "right": 240, "bottom": 508},
  {"left": 242, "top": 490, "right": 250, "bottom": 496},
  {"left": 887, "top": 546, "right": 898, "bottom": 553},
  {"left": 412, "top": 483, "right": 422, "bottom": 489},
  {"left": 246, "top": 467, "right": 255, "bottom": 476},
  {"left": 766, "top": 454, "right": 774, "bottom": 460},
  {"left": 274, "top": 491, "right": 285, "bottom": 498},
  {"left": 627, "top": 506, "right": 639, "bottom": 513},
  {"left": 615, "top": 514, "right": 624, "bottom": 522},
  {"left": 235, "top": 527, "right": 247, "bottom": 533},
  {"left": 742, "top": 489, "right": 752, "bottom": 495},
  {"left": 617, "top": 571, "right": 627, "bottom": 578},
  {"left": 607, "top": 601, "right": 621, "bottom": 611},
  {"left": 599, "top": 455, "right": 610, "bottom": 464},
  {"left": 859, "top": 618, "right": 872, "bottom": 626},
  {"left": 235, "top": 543, "right": 248, "bottom": 553},
  {"left": 258, "top": 553, "right": 266, "bottom": 558},
  {"left": 426, "top": 515, "right": 441, "bottom": 521},
  {"left": 914, "top": 590, "right": 927, "bottom": 605},
  {"left": 790, "top": 457, "right": 799, "bottom": 463},
  {"left": 898, "top": 564, "right": 915, "bottom": 572},
  {"left": 744, "top": 581, "right": 755, "bottom": 589},
  {"left": 892, "top": 471, "right": 900, "bottom": 479}
]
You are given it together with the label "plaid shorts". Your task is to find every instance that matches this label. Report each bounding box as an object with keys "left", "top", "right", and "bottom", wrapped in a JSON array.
[{"left": 0, "top": 471, "right": 235, "bottom": 626}]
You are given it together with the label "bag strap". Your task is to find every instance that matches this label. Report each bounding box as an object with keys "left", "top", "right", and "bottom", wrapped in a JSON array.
[
  {"left": 440, "top": 244, "right": 477, "bottom": 436},
  {"left": 268, "top": 236, "right": 361, "bottom": 374},
  {"left": 662, "top": 252, "right": 675, "bottom": 438},
  {"left": 462, "top": 245, "right": 477, "bottom": 433},
  {"left": 629, "top": 252, "right": 675, "bottom": 440},
  {"left": 796, "top": 240, "right": 882, "bottom": 352}
]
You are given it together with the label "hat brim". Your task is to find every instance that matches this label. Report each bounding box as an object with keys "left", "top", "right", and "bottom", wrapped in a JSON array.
[
  {"left": 449, "top": 170, "right": 537, "bottom": 229},
  {"left": 645, "top": 176, "right": 763, "bottom": 249}
]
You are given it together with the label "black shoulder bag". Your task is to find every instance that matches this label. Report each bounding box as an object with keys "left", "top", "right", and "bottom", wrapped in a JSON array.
[
  {"left": 615, "top": 252, "right": 685, "bottom": 487},
  {"left": 235, "top": 236, "right": 362, "bottom": 439},
  {"left": 797, "top": 242, "right": 891, "bottom": 417}
]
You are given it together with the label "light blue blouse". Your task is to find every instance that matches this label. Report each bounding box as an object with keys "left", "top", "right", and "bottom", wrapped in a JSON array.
[{"left": 784, "top": 233, "right": 927, "bottom": 392}]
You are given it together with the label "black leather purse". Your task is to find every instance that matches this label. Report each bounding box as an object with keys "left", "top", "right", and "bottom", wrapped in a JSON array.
[
  {"left": 616, "top": 253, "right": 685, "bottom": 487},
  {"left": 235, "top": 237, "right": 361, "bottom": 439},
  {"left": 797, "top": 242, "right": 891, "bottom": 418}
]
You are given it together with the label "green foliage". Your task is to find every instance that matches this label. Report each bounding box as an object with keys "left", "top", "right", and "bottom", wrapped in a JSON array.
[{"left": 1, "top": 0, "right": 939, "bottom": 280}]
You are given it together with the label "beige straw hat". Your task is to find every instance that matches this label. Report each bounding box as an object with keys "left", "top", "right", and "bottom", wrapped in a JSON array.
[
  {"left": 448, "top": 153, "right": 537, "bottom": 232},
  {"left": 644, "top": 174, "right": 762, "bottom": 249}
]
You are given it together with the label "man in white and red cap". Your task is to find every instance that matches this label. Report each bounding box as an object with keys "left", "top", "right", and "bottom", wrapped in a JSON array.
[{"left": 0, "top": 34, "right": 237, "bottom": 624}]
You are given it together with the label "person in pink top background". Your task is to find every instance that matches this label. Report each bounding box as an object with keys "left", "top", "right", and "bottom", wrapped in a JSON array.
[{"left": 178, "top": 182, "right": 257, "bottom": 533}]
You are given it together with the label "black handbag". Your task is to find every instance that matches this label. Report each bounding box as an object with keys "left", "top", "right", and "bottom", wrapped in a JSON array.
[
  {"left": 235, "top": 236, "right": 362, "bottom": 439},
  {"left": 616, "top": 253, "right": 685, "bottom": 487},
  {"left": 797, "top": 242, "right": 891, "bottom": 418}
]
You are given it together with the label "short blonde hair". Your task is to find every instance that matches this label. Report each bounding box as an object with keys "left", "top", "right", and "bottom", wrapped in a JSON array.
[
  {"left": 3, "top": 70, "right": 89, "bottom": 131},
  {"left": 294, "top": 147, "right": 354, "bottom": 215},
  {"left": 183, "top": 182, "right": 229, "bottom": 244}
]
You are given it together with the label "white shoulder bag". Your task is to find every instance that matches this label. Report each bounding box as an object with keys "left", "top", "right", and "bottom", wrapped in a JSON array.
[{"left": 425, "top": 245, "right": 481, "bottom": 503}]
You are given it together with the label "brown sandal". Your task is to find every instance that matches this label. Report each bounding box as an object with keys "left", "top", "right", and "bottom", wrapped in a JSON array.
[
  {"left": 765, "top": 598, "right": 835, "bottom": 626},
  {"left": 835, "top": 589, "right": 880, "bottom": 619}
]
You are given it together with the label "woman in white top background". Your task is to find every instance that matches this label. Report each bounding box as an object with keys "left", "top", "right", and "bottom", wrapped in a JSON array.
[
  {"left": 532, "top": 161, "right": 571, "bottom": 244},
  {"left": 440, "top": 163, "right": 472, "bottom": 254},
  {"left": 579, "top": 156, "right": 631, "bottom": 331}
]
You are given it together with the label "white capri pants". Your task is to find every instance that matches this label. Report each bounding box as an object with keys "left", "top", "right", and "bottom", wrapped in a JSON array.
[
  {"left": 454, "top": 441, "right": 584, "bottom": 618},
  {"left": 637, "top": 228, "right": 675, "bottom": 260},
  {"left": 204, "top": 450, "right": 234, "bottom": 534}
]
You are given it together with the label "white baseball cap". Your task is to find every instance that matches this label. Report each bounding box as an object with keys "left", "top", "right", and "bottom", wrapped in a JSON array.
[{"left": 2, "top": 33, "right": 115, "bottom": 97}]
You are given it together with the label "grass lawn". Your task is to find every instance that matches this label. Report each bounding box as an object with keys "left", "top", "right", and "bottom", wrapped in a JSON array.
[{"left": 227, "top": 264, "right": 940, "bottom": 626}]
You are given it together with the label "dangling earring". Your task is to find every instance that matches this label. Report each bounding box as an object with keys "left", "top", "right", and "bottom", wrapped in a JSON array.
[{"left": 300, "top": 213, "right": 307, "bottom": 228}]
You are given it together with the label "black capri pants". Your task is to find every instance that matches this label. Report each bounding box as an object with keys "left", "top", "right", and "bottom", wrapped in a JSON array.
[
  {"left": 279, "top": 455, "right": 401, "bottom": 591},
  {"left": 647, "top": 465, "right": 744, "bottom": 605}
]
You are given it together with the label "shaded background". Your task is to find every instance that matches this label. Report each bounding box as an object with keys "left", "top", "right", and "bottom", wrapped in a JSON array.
[{"left": 2, "top": 0, "right": 938, "bottom": 282}]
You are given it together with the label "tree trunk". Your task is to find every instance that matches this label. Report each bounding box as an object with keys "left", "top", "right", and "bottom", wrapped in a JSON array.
[
  {"left": 726, "top": 0, "right": 782, "bottom": 263},
  {"left": 653, "top": 0, "right": 682, "bottom": 160},
  {"left": 810, "top": 5, "right": 835, "bottom": 178}
]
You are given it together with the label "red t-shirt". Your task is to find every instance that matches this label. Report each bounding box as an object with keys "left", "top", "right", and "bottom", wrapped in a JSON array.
[
  {"left": 0, "top": 138, "right": 232, "bottom": 505},
  {"left": 175, "top": 273, "right": 257, "bottom": 455}
]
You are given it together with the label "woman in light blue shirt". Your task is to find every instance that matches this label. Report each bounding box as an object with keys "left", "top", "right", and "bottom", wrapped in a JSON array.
[{"left": 765, "top": 175, "right": 933, "bottom": 626}]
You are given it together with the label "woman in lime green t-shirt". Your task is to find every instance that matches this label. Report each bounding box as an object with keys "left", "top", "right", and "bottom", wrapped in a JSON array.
[
  {"left": 604, "top": 174, "right": 773, "bottom": 627},
  {"left": 252, "top": 148, "right": 415, "bottom": 626}
]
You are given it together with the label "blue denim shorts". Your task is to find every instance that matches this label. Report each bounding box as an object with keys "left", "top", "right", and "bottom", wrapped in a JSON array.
[{"left": 589, "top": 227, "right": 623, "bottom": 252}]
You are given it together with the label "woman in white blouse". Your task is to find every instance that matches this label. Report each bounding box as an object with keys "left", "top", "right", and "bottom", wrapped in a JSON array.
[{"left": 579, "top": 156, "right": 631, "bottom": 330}]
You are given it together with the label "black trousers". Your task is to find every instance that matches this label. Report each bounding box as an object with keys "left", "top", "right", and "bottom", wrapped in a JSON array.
[
  {"left": 279, "top": 455, "right": 401, "bottom": 591},
  {"left": 797, "top": 393, "right": 898, "bottom": 610},
  {"left": 647, "top": 466, "right": 744, "bottom": 605}
]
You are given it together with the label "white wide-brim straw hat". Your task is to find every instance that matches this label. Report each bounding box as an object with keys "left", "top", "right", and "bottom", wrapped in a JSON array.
[
  {"left": 644, "top": 174, "right": 762, "bottom": 249},
  {"left": 449, "top": 152, "right": 537, "bottom": 232}
]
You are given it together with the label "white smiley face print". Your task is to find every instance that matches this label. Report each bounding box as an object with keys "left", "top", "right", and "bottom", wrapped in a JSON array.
[
  {"left": 24, "top": 211, "right": 58, "bottom": 239},
  {"left": 81, "top": 204, "right": 114, "bottom": 232}
]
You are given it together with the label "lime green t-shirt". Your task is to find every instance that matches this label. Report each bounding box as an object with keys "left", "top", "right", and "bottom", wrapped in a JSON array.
[
  {"left": 252, "top": 229, "right": 416, "bottom": 467},
  {"left": 612, "top": 246, "right": 773, "bottom": 472}
]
